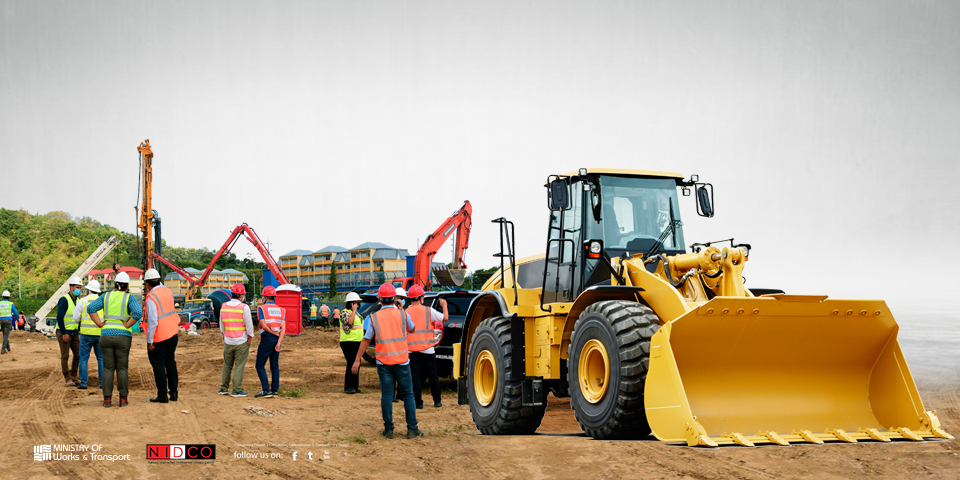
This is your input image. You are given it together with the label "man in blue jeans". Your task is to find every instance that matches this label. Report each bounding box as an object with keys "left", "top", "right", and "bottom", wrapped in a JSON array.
[
  {"left": 351, "top": 283, "right": 423, "bottom": 439},
  {"left": 73, "top": 280, "right": 104, "bottom": 389},
  {"left": 254, "top": 286, "right": 285, "bottom": 398}
]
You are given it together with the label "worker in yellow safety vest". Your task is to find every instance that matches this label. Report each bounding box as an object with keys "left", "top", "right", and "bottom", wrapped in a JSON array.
[
  {"left": 310, "top": 303, "right": 317, "bottom": 326},
  {"left": 219, "top": 283, "right": 255, "bottom": 397},
  {"left": 0, "top": 290, "right": 18, "bottom": 354},
  {"left": 86, "top": 271, "right": 142, "bottom": 407},
  {"left": 145, "top": 268, "right": 180, "bottom": 404},
  {"left": 339, "top": 292, "right": 365, "bottom": 393},
  {"left": 73, "top": 280, "right": 104, "bottom": 390}
]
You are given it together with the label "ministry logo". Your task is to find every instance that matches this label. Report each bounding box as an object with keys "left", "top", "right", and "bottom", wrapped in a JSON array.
[{"left": 34, "top": 445, "right": 52, "bottom": 461}]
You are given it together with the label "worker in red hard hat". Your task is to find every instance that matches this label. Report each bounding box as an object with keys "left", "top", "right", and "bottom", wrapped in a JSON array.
[
  {"left": 254, "top": 286, "right": 285, "bottom": 398},
  {"left": 405, "top": 284, "right": 448, "bottom": 408},
  {"left": 218, "top": 283, "right": 255, "bottom": 397},
  {"left": 351, "top": 283, "right": 423, "bottom": 439}
]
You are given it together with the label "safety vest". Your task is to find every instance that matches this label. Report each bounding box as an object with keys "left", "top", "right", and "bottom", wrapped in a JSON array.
[
  {"left": 220, "top": 301, "right": 248, "bottom": 339},
  {"left": 310, "top": 305, "right": 317, "bottom": 318},
  {"left": 333, "top": 308, "right": 340, "bottom": 320},
  {"left": 371, "top": 308, "right": 409, "bottom": 365},
  {"left": 0, "top": 300, "right": 13, "bottom": 321},
  {"left": 258, "top": 303, "right": 285, "bottom": 335},
  {"left": 320, "top": 305, "right": 330, "bottom": 317},
  {"left": 339, "top": 309, "right": 364, "bottom": 343},
  {"left": 406, "top": 304, "right": 440, "bottom": 352},
  {"left": 148, "top": 286, "right": 179, "bottom": 343},
  {"left": 78, "top": 294, "right": 104, "bottom": 336},
  {"left": 61, "top": 294, "right": 80, "bottom": 331},
  {"left": 102, "top": 291, "right": 133, "bottom": 333}
]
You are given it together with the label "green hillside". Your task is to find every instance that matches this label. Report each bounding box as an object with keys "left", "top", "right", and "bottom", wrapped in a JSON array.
[{"left": 0, "top": 208, "right": 266, "bottom": 314}]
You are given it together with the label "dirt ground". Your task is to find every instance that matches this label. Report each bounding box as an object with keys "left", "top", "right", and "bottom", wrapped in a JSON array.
[{"left": 0, "top": 328, "right": 957, "bottom": 480}]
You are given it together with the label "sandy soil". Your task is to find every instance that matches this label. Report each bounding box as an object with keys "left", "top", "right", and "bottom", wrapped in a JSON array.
[{"left": 0, "top": 328, "right": 956, "bottom": 480}]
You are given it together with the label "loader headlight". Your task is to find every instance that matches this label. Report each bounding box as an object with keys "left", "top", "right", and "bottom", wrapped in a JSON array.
[{"left": 585, "top": 240, "right": 604, "bottom": 259}]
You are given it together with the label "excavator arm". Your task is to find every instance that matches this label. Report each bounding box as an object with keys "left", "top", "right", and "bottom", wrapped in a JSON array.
[
  {"left": 413, "top": 200, "right": 472, "bottom": 289},
  {"left": 183, "top": 223, "right": 289, "bottom": 300}
]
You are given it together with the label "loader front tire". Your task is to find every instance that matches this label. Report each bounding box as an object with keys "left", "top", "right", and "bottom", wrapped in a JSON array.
[
  {"left": 467, "top": 316, "right": 546, "bottom": 435},
  {"left": 568, "top": 300, "right": 660, "bottom": 440}
]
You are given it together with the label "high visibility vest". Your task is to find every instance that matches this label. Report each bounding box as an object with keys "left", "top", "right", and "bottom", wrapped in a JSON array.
[
  {"left": 333, "top": 308, "right": 340, "bottom": 319},
  {"left": 406, "top": 304, "right": 440, "bottom": 352},
  {"left": 0, "top": 300, "right": 13, "bottom": 321},
  {"left": 320, "top": 305, "right": 329, "bottom": 317},
  {"left": 102, "top": 291, "right": 133, "bottom": 333},
  {"left": 60, "top": 295, "right": 80, "bottom": 331},
  {"left": 221, "top": 302, "right": 248, "bottom": 339},
  {"left": 148, "top": 286, "right": 179, "bottom": 343},
  {"left": 78, "top": 294, "right": 104, "bottom": 336},
  {"left": 258, "top": 304, "right": 285, "bottom": 335},
  {"left": 371, "top": 308, "right": 409, "bottom": 365},
  {"left": 310, "top": 305, "right": 317, "bottom": 319},
  {"left": 339, "top": 309, "right": 364, "bottom": 343}
]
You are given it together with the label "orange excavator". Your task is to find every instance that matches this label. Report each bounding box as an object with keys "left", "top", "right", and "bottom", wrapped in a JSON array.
[{"left": 395, "top": 200, "right": 472, "bottom": 291}]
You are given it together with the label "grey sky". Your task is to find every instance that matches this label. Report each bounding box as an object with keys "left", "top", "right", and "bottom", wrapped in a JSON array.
[{"left": 1, "top": 1, "right": 958, "bottom": 310}]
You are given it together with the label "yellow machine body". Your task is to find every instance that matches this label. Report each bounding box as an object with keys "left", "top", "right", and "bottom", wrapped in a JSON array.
[{"left": 458, "top": 168, "right": 951, "bottom": 445}]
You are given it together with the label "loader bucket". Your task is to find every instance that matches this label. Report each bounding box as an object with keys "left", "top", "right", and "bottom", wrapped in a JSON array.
[
  {"left": 433, "top": 266, "right": 466, "bottom": 287},
  {"left": 644, "top": 295, "right": 952, "bottom": 446}
]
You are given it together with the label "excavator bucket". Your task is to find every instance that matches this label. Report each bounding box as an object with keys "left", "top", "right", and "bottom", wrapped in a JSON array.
[
  {"left": 644, "top": 295, "right": 952, "bottom": 446},
  {"left": 433, "top": 266, "right": 466, "bottom": 287}
]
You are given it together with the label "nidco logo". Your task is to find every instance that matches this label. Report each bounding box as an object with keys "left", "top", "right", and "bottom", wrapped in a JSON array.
[{"left": 146, "top": 444, "right": 216, "bottom": 460}]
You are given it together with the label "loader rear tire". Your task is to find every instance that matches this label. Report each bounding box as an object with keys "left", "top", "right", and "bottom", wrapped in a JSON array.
[
  {"left": 468, "top": 316, "right": 546, "bottom": 435},
  {"left": 568, "top": 300, "right": 660, "bottom": 440}
]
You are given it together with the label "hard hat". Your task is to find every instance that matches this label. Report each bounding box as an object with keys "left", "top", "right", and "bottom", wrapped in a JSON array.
[
  {"left": 114, "top": 272, "right": 131, "bottom": 283},
  {"left": 396, "top": 287, "right": 407, "bottom": 298},
  {"left": 407, "top": 284, "right": 425, "bottom": 298},
  {"left": 261, "top": 286, "right": 276, "bottom": 297},
  {"left": 69, "top": 276, "right": 83, "bottom": 286},
  {"left": 1, "top": 290, "right": 9, "bottom": 298},
  {"left": 345, "top": 292, "right": 362, "bottom": 303},
  {"left": 86, "top": 280, "right": 101, "bottom": 294},
  {"left": 231, "top": 283, "right": 246, "bottom": 295},
  {"left": 378, "top": 283, "right": 396, "bottom": 298},
  {"left": 144, "top": 268, "right": 161, "bottom": 281}
]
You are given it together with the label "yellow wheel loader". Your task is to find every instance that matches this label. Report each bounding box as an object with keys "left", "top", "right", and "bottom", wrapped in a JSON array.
[{"left": 453, "top": 168, "right": 952, "bottom": 446}]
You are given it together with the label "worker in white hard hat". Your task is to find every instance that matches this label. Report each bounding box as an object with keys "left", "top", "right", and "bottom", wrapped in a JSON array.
[
  {"left": 339, "top": 291, "right": 365, "bottom": 394},
  {"left": 73, "top": 280, "right": 104, "bottom": 389},
  {"left": 86, "top": 270, "right": 143, "bottom": 408},
  {"left": 144, "top": 268, "right": 180, "bottom": 403},
  {"left": 0, "top": 290, "right": 18, "bottom": 354},
  {"left": 56, "top": 276, "right": 85, "bottom": 386}
]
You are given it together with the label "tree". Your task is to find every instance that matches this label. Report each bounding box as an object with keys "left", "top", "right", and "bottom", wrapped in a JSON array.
[{"left": 328, "top": 262, "right": 337, "bottom": 297}]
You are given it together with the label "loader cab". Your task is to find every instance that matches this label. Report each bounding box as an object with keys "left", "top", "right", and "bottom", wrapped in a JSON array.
[{"left": 543, "top": 170, "right": 690, "bottom": 304}]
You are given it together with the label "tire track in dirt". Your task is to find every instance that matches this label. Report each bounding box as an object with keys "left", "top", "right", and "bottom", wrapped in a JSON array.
[{"left": 20, "top": 369, "right": 85, "bottom": 480}]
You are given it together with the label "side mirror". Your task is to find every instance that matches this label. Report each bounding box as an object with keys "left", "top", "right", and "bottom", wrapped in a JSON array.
[
  {"left": 547, "top": 177, "right": 569, "bottom": 211},
  {"left": 696, "top": 184, "right": 714, "bottom": 217}
]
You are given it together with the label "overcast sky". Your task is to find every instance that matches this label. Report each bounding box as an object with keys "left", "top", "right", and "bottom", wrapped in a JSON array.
[{"left": 1, "top": 1, "right": 957, "bottom": 312}]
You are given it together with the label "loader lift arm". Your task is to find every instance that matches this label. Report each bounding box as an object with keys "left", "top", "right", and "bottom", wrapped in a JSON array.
[{"left": 412, "top": 200, "right": 472, "bottom": 289}]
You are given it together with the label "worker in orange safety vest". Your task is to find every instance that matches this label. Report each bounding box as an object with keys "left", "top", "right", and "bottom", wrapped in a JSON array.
[
  {"left": 351, "top": 283, "right": 423, "bottom": 439},
  {"left": 254, "top": 286, "right": 285, "bottom": 398},
  {"left": 405, "top": 284, "right": 448, "bottom": 408},
  {"left": 145, "top": 268, "right": 180, "bottom": 403},
  {"left": 319, "top": 302, "right": 330, "bottom": 328}
]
